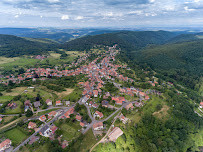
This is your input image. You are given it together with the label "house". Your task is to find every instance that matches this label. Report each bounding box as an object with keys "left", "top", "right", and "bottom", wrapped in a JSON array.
[
  {"left": 82, "top": 95, "right": 89, "bottom": 103},
  {"left": 24, "top": 100, "right": 31, "bottom": 106},
  {"left": 101, "top": 100, "right": 109, "bottom": 108},
  {"left": 7, "top": 102, "right": 17, "bottom": 109},
  {"left": 48, "top": 111, "right": 57, "bottom": 117},
  {"left": 200, "top": 102, "right": 203, "bottom": 108},
  {"left": 62, "top": 140, "right": 69, "bottom": 149},
  {"left": 28, "top": 121, "right": 37, "bottom": 129},
  {"left": 39, "top": 125, "right": 50, "bottom": 137},
  {"left": 39, "top": 115, "right": 46, "bottom": 122},
  {"left": 112, "top": 97, "right": 125, "bottom": 105},
  {"left": 93, "top": 122, "right": 103, "bottom": 130},
  {"left": 50, "top": 125, "right": 58, "bottom": 134},
  {"left": 125, "top": 103, "right": 134, "bottom": 110},
  {"left": 80, "top": 122, "right": 85, "bottom": 127},
  {"left": 92, "top": 103, "right": 99, "bottom": 109},
  {"left": 108, "top": 127, "right": 123, "bottom": 142},
  {"left": 56, "top": 100, "right": 62, "bottom": 106},
  {"left": 0, "top": 139, "right": 12, "bottom": 151},
  {"left": 0, "top": 117, "right": 2, "bottom": 123},
  {"left": 93, "top": 90, "right": 98, "bottom": 97},
  {"left": 76, "top": 115, "right": 82, "bottom": 121},
  {"left": 66, "top": 101, "right": 70, "bottom": 106},
  {"left": 64, "top": 107, "right": 74, "bottom": 118},
  {"left": 28, "top": 136, "right": 39, "bottom": 145},
  {"left": 120, "top": 114, "right": 129, "bottom": 124},
  {"left": 33, "top": 101, "right": 41, "bottom": 108},
  {"left": 94, "top": 111, "right": 103, "bottom": 119},
  {"left": 145, "top": 95, "right": 150, "bottom": 100},
  {"left": 134, "top": 102, "right": 142, "bottom": 107},
  {"left": 46, "top": 99, "right": 52, "bottom": 106}
]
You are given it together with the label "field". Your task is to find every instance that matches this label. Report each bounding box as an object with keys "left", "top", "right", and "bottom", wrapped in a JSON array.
[
  {"left": 36, "top": 108, "right": 59, "bottom": 116},
  {"left": 70, "top": 129, "right": 97, "bottom": 152},
  {"left": 0, "top": 96, "right": 14, "bottom": 103},
  {"left": 4, "top": 127, "right": 28, "bottom": 146},
  {"left": 153, "top": 104, "right": 170, "bottom": 121},
  {"left": 2, "top": 87, "right": 27, "bottom": 96},
  {"left": 63, "top": 88, "right": 82, "bottom": 102},
  {"left": 55, "top": 88, "right": 74, "bottom": 99},
  {"left": 57, "top": 122, "right": 81, "bottom": 141},
  {"left": 0, "top": 57, "right": 20, "bottom": 64}
]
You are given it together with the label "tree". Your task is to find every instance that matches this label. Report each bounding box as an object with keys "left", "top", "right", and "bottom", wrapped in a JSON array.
[{"left": 25, "top": 109, "right": 33, "bottom": 117}]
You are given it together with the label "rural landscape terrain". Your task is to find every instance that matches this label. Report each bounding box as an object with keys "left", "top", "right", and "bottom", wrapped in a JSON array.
[{"left": 0, "top": 28, "right": 202, "bottom": 152}]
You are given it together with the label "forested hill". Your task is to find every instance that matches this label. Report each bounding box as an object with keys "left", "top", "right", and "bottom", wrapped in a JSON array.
[
  {"left": 0, "top": 34, "right": 58, "bottom": 57},
  {"left": 132, "top": 39, "right": 203, "bottom": 75},
  {"left": 62, "top": 30, "right": 178, "bottom": 51}
]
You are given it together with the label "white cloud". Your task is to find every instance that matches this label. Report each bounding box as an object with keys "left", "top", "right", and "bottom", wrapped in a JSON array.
[
  {"left": 194, "top": 0, "right": 200, "bottom": 2},
  {"left": 184, "top": 6, "right": 195, "bottom": 11},
  {"left": 14, "top": 14, "right": 19, "bottom": 18},
  {"left": 149, "top": 0, "right": 155, "bottom": 3},
  {"left": 75, "top": 16, "right": 84, "bottom": 20},
  {"left": 61, "top": 15, "right": 69, "bottom": 20}
]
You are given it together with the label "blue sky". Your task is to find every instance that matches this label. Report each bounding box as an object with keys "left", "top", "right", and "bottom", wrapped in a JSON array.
[{"left": 0, "top": 0, "right": 202, "bottom": 27}]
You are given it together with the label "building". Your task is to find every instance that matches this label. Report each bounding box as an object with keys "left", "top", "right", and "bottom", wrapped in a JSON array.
[
  {"left": 94, "top": 111, "right": 103, "bottom": 119},
  {"left": 0, "top": 117, "right": 2, "bottom": 122},
  {"left": 28, "top": 136, "right": 39, "bottom": 145},
  {"left": 39, "top": 115, "right": 46, "bottom": 122},
  {"left": 93, "top": 122, "right": 103, "bottom": 130},
  {"left": 33, "top": 101, "right": 41, "bottom": 108},
  {"left": 76, "top": 115, "right": 82, "bottom": 121},
  {"left": 93, "top": 90, "right": 98, "bottom": 97},
  {"left": 46, "top": 99, "right": 52, "bottom": 106},
  {"left": 108, "top": 127, "right": 123, "bottom": 142},
  {"left": 39, "top": 125, "right": 50, "bottom": 137},
  {"left": 80, "top": 122, "right": 85, "bottom": 127},
  {"left": 125, "top": 103, "right": 134, "bottom": 110},
  {"left": 48, "top": 111, "right": 57, "bottom": 117},
  {"left": 112, "top": 97, "right": 125, "bottom": 105},
  {"left": 101, "top": 100, "right": 109, "bottom": 108},
  {"left": 200, "top": 102, "right": 203, "bottom": 108},
  {"left": 28, "top": 121, "right": 37, "bottom": 129},
  {"left": 0, "top": 139, "right": 12, "bottom": 151},
  {"left": 120, "top": 114, "right": 129, "bottom": 124},
  {"left": 56, "top": 100, "right": 62, "bottom": 106}
]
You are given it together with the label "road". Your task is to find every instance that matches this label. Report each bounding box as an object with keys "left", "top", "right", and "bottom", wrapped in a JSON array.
[
  {"left": 13, "top": 105, "right": 75, "bottom": 152},
  {"left": 90, "top": 111, "right": 121, "bottom": 152}
]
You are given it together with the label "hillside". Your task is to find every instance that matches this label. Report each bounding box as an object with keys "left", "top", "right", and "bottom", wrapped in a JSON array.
[
  {"left": 0, "top": 34, "right": 58, "bottom": 57},
  {"left": 167, "top": 33, "right": 203, "bottom": 43},
  {"left": 62, "top": 30, "right": 178, "bottom": 51},
  {"left": 132, "top": 39, "right": 203, "bottom": 75}
]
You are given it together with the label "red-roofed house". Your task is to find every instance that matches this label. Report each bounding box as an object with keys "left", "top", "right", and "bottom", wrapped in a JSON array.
[
  {"left": 39, "top": 115, "right": 46, "bottom": 122},
  {"left": 76, "top": 115, "right": 82, "bottom": 121},
  {"left": 56, "top": 100, "right": 62, "bottom": 106},
  {"left": 93, "top": 122, "right": 103, "bottom": 130},
  {"left": 200, "top": 102, "right": 203, "bottom": 108},
  {"left": 94, "top": 111, "right": 103, "bottom": 119},
  {"left": 28, "top": 121, "right": 37, "bottom": 129},
  {"left": 93, "top": 90, "right": 98, "bottom": 97},
  {"left": 80, "top": 122, "right": 85, "bottom": 127},
  {"left": 48, "top": 111, "right": 57, "bottom": 117},
  {"left": 0, "top": 139, "right": 12, "bottom": 151}
]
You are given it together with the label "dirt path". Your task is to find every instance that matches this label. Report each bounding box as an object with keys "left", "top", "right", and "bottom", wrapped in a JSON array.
[{"left": 0, "top": 118, "right": 21, "bottom": 130}]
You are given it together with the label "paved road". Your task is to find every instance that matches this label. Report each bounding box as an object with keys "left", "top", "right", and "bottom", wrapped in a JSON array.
[{"left": 13, "top": 106, "right": 74, "bottom": 152}]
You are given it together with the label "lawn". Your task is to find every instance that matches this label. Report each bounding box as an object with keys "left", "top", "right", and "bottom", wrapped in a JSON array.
[
  {"left": 59, "top": 122, "right": 81, "bottom": 141},
  {"left": 55, "top": 88, "right": 74, "bottom": 99},
  {"left": 0, "top": 57, "right": 40, "bottom": 70},
  {"left": 70, "top": 129, "right": 97, "bottom": 152},
  {"left": 63, "top": 88, "right": 82, "bottom": 102},
  {"left": 0, "top": 56, "right": 20, "bottom": 65},
  {"left": 0, "top": 96, "right": 14, "bottom": 103},
  {"left": 4, "top": 127, "right": 28, "bottom": 146},
  {"left": 3, "top": 87, "right": 27, "bottom": 96},
  {"left": 36, "top": 108, "right": 60, "bottom": 116}
]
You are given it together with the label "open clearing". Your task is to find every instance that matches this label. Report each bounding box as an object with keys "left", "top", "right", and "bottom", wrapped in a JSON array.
[
  {"left": 153, "top": 105, "right": 169, "bottom": 120},
  {"left": 0, "top": 57, "right": 20, "bottom": 64},
  {"left": 4, "top": 127, "right": 27, "bottom": 146},
  {"left": 3, "top": 87, "right": 27, "bottom": 96},
  {"left": 55, "top": 88, "right": 74, "bottom": 98}
]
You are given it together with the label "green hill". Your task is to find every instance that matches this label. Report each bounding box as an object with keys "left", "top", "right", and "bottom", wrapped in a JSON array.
[
  {"left": 0, "top": 34, "right": 58, "bottom": 57},
  {"left": 62, "top": 30, "right": 178, "bottom": 51}
]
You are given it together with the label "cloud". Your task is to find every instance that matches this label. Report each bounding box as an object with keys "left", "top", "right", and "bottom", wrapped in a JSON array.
[
  {"left": 61, "top": 15, "right": 69, "bottom": 20},
  {"left": 14, "top": 14, "right": 19, "bottom": 18},
  {"left": 75, "top": 16, "right": 84, "bottom": 20}
]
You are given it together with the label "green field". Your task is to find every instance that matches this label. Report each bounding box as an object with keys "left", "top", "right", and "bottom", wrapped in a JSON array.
[
  {"left": 4, "top": 127, "right": 28, "bottom": 146},
  {"left": 0, "top": 96, "right": 14, "bottom": 103},
  {"left": 70, "top": 129, "right": 97, "bottom": 152},
  {"left": 58, "top": 122, "right": 81, "bottom": 141},
  {"left": 63, "top": 88, "right": 82, "bottom": 102}
]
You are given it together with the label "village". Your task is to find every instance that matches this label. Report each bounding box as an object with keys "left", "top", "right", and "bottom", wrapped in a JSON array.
[{"left": 0, "top": 44, "right": 195, "bottom": 152}]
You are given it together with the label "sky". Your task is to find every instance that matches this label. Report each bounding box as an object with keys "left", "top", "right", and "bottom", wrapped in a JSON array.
[{"left": 0, "top": 0, "right": 202, "bottom": 28}]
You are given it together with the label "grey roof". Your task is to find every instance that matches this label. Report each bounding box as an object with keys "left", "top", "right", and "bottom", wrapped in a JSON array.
[{"left": 33, "top": 101, "right": 41, "bottom": 108}]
